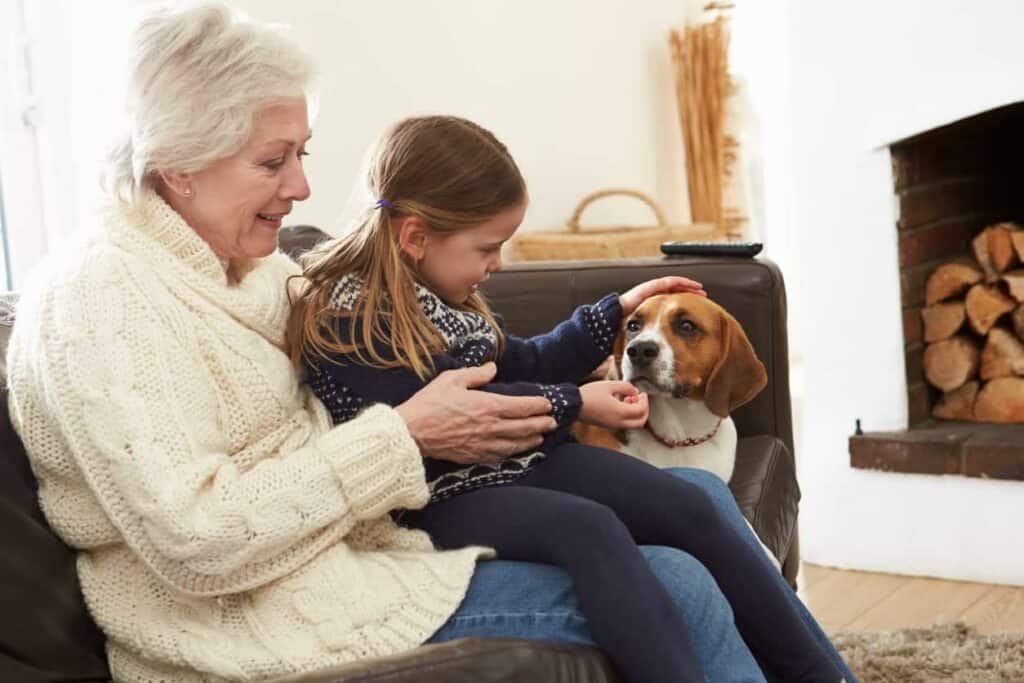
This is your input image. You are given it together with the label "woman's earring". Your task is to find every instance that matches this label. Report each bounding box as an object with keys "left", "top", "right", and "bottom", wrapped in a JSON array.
[{"left": 183, "top": 187, "right": 193, "bottom": 197}]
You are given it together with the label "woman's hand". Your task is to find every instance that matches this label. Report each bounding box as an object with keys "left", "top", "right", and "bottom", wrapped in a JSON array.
[
  {"left": 396, "top": 362, "right": 557, "bottom": 465},
  {"left": 619, "top": 276, "right": 706, "bottom": 317},
  {"left": 579, "top": 381, "right": 649, "bottom": 430}
]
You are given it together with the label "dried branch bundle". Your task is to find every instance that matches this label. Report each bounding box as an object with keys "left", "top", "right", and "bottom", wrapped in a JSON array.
[{"left": 670, "top": 9, "right": 737, "bottom": 238}]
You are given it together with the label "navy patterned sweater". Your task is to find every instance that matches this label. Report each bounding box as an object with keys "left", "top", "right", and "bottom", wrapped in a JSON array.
[{"left": 304, "top": 275, "right": 622, "bottom": 502}]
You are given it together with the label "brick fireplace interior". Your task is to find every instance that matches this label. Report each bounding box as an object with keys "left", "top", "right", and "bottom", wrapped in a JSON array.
[{"left": 849, "top": 101, "right": 1024, "bottom": 480}]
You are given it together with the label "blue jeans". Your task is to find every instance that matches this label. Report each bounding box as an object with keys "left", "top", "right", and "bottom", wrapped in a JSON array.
[{"left": 428, "top": 467, "right": 855, "bottom": 683}]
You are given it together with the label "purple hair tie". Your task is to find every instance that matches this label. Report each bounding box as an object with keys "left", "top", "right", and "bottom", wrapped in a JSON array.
[{"left": 374, "top": 198, "right": 393, "bottom": 210}]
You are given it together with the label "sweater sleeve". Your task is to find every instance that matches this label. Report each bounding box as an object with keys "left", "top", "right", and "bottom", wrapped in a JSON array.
[
  {"left": 311, "top": 358, "right": 582, "bottom": 432},
  {"left": 12, "top": 253, "right": 430, "bottom": 596},
  {"left": 308, "top": 315, "right": 582, "bottom": 430},
  {"left": 495, "top": 293, "right": 623, "bottom": 384}
]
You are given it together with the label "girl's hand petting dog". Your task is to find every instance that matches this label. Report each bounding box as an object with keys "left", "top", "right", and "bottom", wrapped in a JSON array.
[
  {"left": 619, "top": 276, "right": 706, "bottom": 317},
  {"left": 579, "top": 381, "right": 649, "bottom": 430}
]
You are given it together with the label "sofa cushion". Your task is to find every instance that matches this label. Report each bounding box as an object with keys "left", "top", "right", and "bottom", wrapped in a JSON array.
[
  {"left": 279, "top": 224, "right": 331, "bottom": 260},
  {"left": 0, "top": 307, "right": 111, "bottom": 682},
  {"left": 270, "top": 639, "right": 621, "bottom": 683}
]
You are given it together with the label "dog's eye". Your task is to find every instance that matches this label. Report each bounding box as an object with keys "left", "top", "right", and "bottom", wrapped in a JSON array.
[
  {"left": 675, "top": 320, "right": 699, "bottom": 336},
  {"left": 626, "top": 319, "right": 642, "bottom": 333}
]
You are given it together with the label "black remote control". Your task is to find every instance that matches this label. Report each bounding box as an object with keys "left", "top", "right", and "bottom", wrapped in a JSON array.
[{"left": 660, "top": 241, "right": 763, "bottom": 258}]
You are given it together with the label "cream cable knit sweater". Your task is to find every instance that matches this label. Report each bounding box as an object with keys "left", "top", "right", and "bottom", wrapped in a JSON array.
[{"left": 6, "top": 192, "right": 489, "bottom": 682}]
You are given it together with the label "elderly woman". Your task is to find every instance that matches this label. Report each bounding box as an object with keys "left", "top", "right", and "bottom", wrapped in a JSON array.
[{"left": 6, "top": 3, "right": 853, "bottom": 682}]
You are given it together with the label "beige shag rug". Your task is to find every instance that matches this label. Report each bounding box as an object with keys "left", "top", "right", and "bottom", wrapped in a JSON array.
[{"left": 832, "top": 623, "right": 1024, "bottom": 682}]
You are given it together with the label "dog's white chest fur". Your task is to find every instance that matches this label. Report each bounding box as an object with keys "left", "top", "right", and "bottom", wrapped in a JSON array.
[{"left": 619, "top": 396, "right": 738, "bottom": 483}]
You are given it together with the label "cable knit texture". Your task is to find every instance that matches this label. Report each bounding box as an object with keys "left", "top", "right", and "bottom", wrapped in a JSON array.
[{"left": 5, "top": 191, "right": 489, "bottom": 681}]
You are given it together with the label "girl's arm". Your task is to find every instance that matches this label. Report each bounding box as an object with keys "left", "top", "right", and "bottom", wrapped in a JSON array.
[
  {"left": 312, "top": 354, "right": 583, "bottom": 433},
  {"left": 309, "top": 316, "right": 583, "bottom": 433},
  {"left": 495, "top": 293, "right": 622, "bottom": 385}
]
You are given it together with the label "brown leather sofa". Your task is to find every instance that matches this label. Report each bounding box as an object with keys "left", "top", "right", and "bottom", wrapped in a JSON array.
[{"left": 0, "top": 227, "right": 799, "bottom": 682}]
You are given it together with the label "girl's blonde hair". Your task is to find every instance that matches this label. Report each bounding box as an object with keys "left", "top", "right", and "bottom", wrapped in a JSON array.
[{"left": 287, "top": 115, "right": 527, "bottom": 379}]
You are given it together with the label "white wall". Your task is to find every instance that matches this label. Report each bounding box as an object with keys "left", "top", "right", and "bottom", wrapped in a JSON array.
[
  {"left": 786, "top": 0, "right": 1024, "bottom": 585},
  {"left": 236, "top": 0, "right": 700, "bottom": 238},
  {"left": 6, "top": 0, "right": 708, "bottom": 284}
]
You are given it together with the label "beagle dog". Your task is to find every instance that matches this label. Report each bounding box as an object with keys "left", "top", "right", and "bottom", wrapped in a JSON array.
[
  {"left": 577, "top": 292, "right": 766, "bottom": 480},
  {"left": 575, "top": 292, "right": 780, "bottom": 568}
]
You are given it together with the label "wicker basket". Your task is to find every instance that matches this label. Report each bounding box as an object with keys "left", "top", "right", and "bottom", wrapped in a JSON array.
[{"left": 510, "top": 188, "right": 713, "bottom": 261}]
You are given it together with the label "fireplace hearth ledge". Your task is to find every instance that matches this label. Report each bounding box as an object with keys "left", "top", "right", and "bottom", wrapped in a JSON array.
[{"left": 849, "top": 422, "right": 1024, "bottom": 480}]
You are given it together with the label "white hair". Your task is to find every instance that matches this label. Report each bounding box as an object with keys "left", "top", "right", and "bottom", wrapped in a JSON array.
[{"left": 105, "top": 1, "right": 316, "bottom": 206}]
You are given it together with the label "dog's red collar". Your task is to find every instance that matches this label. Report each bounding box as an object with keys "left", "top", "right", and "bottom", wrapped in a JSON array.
[{"left": 644, "top": 419, "right": 722, "bottom": 448}]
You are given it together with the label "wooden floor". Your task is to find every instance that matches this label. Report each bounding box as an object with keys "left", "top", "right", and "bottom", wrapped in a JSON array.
[{"left": 798, "top": 563, "right": 1024, "bottom": 634}]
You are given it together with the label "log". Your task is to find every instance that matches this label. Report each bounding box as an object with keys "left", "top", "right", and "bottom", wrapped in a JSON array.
[
  {"left": 1012, "top": 230, "right": 1024, "bottom": 263},
  {"left": 932, "top": 381, "right": 978, "bottom": 421},
  {"left": 924, "top": 260, "right": 982, "bottom": 305},
  {"left": 965, "top": 283, "right": 1016, "bottom": 335},
  {"left": 1014, "top": 305, "right": 1024, "bottom": 341},
  {"left": 1002, "top": 269, "right": 1024, "bottom": 303},
  {"left": 921, "top": 301, "right": 966, "bottom": 342},
  {"left": 974, "top": 377, "right": 1024, "bottom": 423},
  {"left": 980, "top": 327, "right": 1024, "bottom": 380},
  {"left": 973, "top": 230, "right": 998, "bottom": 282},
  {"left": 972, "top": 224, "right": 1018, "bottom": 282},
  {"left": 923, "top": 335, "right": 979, "bottom": 392},
  {"left": 988, "top": 223, "right": 1018, "bottom": 274}
]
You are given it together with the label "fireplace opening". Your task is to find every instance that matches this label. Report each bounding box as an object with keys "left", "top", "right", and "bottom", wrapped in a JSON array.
[{"left": 849, "top": 101, "right": 1024, "bottom": 479}]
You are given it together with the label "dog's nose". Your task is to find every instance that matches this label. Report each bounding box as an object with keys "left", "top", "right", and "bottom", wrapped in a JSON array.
[{"left": 627, "top": 340, "right": 659, "bottom": 366}]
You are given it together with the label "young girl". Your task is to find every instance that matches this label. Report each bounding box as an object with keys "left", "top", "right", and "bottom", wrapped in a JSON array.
[{"left": 287, "top": 115, "right": 844, "bottom": 683}]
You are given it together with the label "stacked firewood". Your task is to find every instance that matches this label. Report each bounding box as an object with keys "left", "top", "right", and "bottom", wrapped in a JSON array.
[{"left": 923, "top": 222, "right": 1024, "bottom": 422}]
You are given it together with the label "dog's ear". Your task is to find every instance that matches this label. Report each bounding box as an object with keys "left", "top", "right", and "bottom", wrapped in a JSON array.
[{"left": 704, "top": 310, "right": 767, "bottom": 418}]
